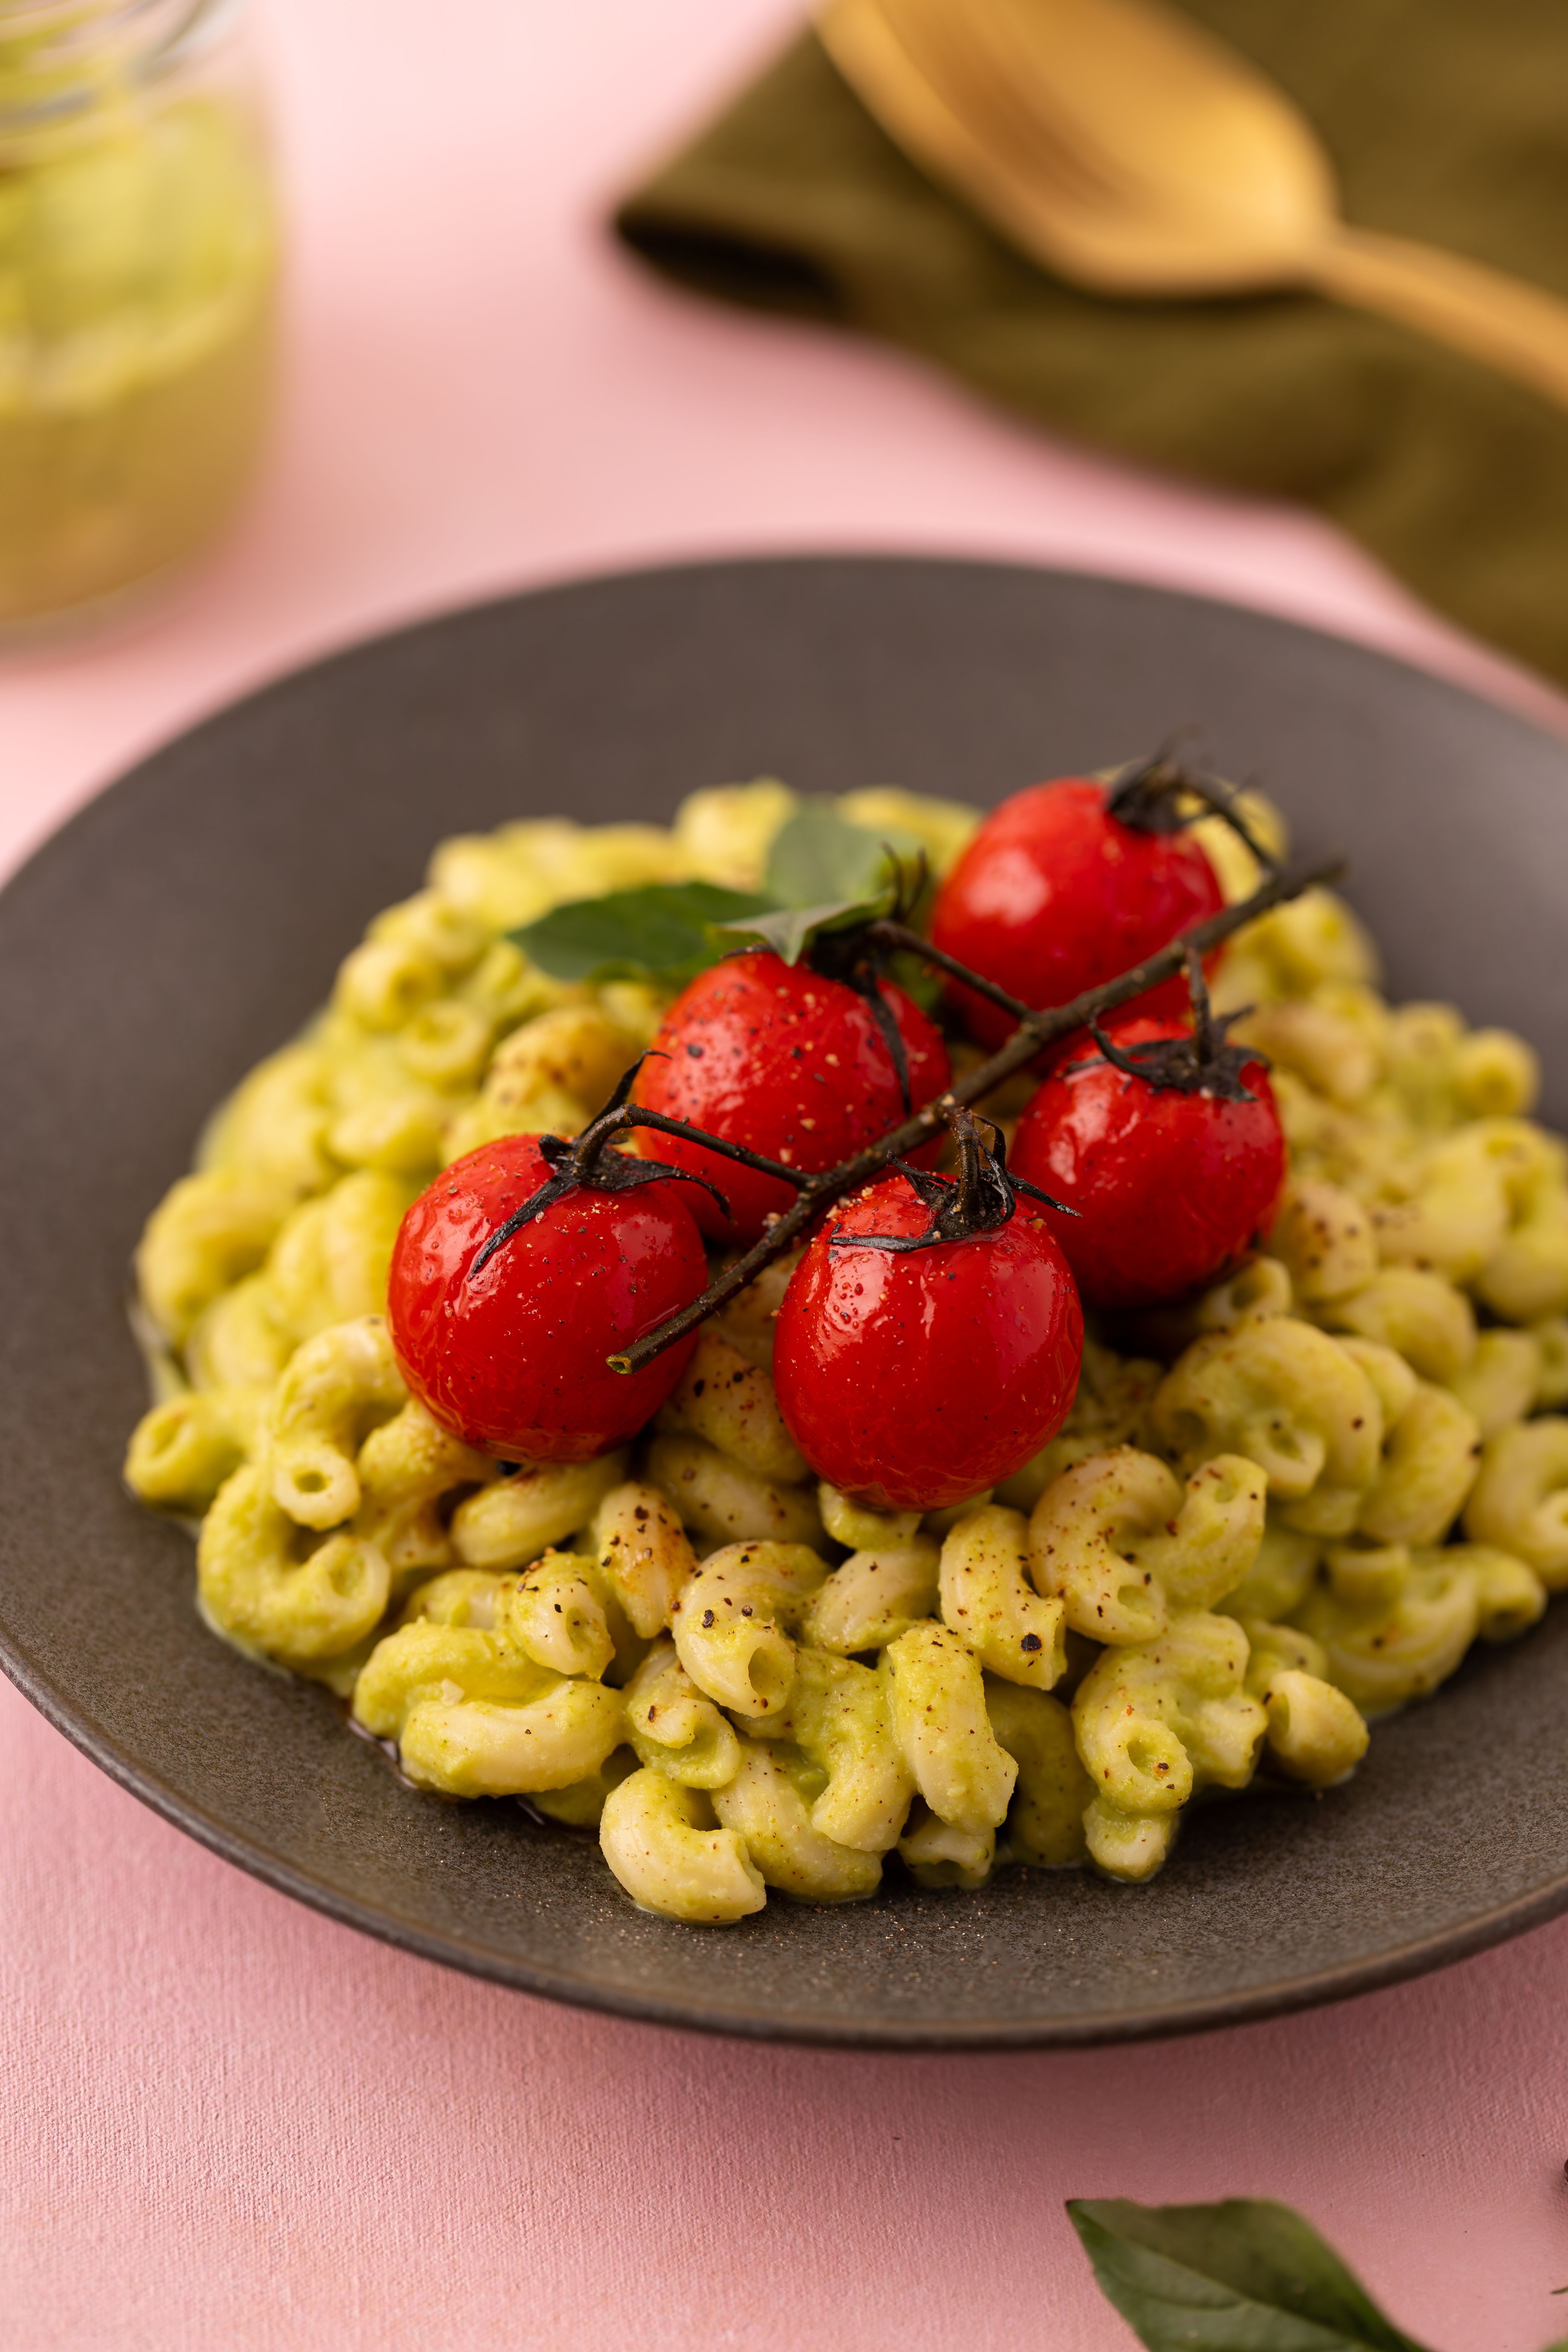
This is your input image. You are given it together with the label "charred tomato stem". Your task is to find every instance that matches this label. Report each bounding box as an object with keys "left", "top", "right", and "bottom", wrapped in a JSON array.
[
  {"left": 611, "top": 1105, "right": 817, "bottom": 1190},
  {"left": 1104, "top": 740, "right": 1279, "bottom": 872},
  {"left": 850, "top": 963, "right": 913, "bottom": 1112},
  {"left": 806, "top": 895, "right": 922, "bottom": 1115},
  {"left": 830, "top": 1107, "right": 1073, "bottom": 1254},
  {"left": 1073, "top": 945, "right": 1269, "bottom": 1104},
  {"left": 867, "top": 917, "right": 1038, "bottom": 1031},
  {"left": 467, "top": 1057, "right": 813, "bottom": 1280},
  {"left": 604, "top": 851, "right": 1342, "bottom": 1373}
]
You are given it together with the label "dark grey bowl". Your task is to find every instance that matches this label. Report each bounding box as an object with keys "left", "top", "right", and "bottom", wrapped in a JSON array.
[{"left": 3, "top": 556, "right": 1566, "bottom": 2049}]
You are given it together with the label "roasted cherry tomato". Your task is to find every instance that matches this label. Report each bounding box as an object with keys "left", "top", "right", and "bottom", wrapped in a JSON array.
[
  {"left": 931, "top": 769, "right": 1225, "bottom": 1047},
  {"left": 387, "top": 1133, "right": 708, "bottom": 1460},
  {"left": 1010, "top": 998, "right": 1285, "bottom": 1312},
  {"left": 772, "top": 1152, "right": 1084, "bottom": 1513},
  {"left": 631, "top": 947, "right": 951, "bottom": 1244}
]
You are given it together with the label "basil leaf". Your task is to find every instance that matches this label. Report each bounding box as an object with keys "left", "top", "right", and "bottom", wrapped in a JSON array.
[
  {"left": 715, "top": 896, "right": 879, "bottom": 966},
  {"left": 511, "top": 803, "right": 926, "bottom": 986},
  {"left": 1066, "top": 2199, "right": 1432, "bottom": 2352},
  {"left": 764, "top": 802, "right": 921, "bottom": 910},
  {"left": 511, "top": 881, "right": 777, "bottom": 985}
]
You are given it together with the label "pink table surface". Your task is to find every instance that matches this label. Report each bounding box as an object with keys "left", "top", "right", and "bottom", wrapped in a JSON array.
[{"left": 6, "top": 6, "right": 1568, "bottom": 2347}]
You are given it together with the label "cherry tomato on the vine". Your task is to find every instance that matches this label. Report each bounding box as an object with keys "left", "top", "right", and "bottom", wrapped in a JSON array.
[
  {"left": 631, "top": 948, "right": 951, "bottom": 1244},
  {"left": 1010, "top": 1009, "right": 1285, "bottom": 1311},
  {"left": 387, "top": 1133, "right": 708, "bottom": 1460},
  {"left": 772, "top": 1171, "right": 1084, "bottom": 1511},
  {"left": 931, "top": 775, "right": 1225, "bottom": 1047}
]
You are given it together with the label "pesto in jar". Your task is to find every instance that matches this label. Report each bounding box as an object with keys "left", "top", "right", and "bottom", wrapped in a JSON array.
[{"left": 0, "top": 4, "right": 277, "bottom": 628}]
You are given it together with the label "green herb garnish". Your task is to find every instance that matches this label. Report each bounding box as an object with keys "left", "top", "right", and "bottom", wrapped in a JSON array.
[
  {"left": 511, "top": 803, "right": 921, "bottom": 984},
  {"left": 512, "top": 881, "right": 775, "bottom": 986},
  {"left": 1069, "top": 2195, "right": 1568, "bottom": 2352},
  {"left": 761, "top": 801, "right": 920, "bottom": 910}
]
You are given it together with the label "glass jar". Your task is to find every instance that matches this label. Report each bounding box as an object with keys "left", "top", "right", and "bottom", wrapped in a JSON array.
[{"left": 0, "top": 0, "right": 277, "bottom": 630}]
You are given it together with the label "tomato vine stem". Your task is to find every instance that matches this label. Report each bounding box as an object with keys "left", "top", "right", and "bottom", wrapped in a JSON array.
[
  {"left": 602, "top": 852, "right": 1343, "bottom": 1374},
  {"left": 467, "top": 1062, "right": 814, "bottom": 1281},
  {"left": 829, "top": 1104, "right": 1072, "bottom": 1254}
]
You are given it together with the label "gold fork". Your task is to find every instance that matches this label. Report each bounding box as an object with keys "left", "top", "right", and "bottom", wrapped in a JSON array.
[{"left": 818, "top": 0, "right": 1568, "bottom": 412}]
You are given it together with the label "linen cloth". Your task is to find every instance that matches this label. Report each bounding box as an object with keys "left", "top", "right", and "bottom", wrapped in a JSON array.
[
  {"left": 618, "top": 1, "right": 1568, "bottom": 688},
  {"left": 4, "top": 6, "right": 1568, "bottom": 2347}
]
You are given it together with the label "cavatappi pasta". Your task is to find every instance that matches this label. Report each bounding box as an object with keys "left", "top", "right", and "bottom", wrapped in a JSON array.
[{"left": 126, "top": 779, "right": 1568, "bottom": 1920}]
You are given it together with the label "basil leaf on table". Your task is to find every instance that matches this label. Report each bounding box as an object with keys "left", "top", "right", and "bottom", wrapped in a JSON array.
[
  {"left": 1066, "top": 2198, "right": 1433, "bottom": 2352},
  {"left": 511, "top": 881, "right": 776, "bottom": 985}
]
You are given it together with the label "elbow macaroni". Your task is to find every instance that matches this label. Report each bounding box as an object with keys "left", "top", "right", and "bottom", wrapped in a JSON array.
[
  {"left": 1073, "top": 1609, "right": 1265, "bottom": 1881},
  {"left": 939, "top": 1503, "right": 1067, "bottom": 1689},
  {"left": 712, "top": 1743, "right": 884, "bottom": 1904},
  {"left": 352, "top": 1606, "right": 624, "bottom": 1796},
  {"left": 591, "top": 1479, "right": 700, "bottom": 1636},
  {"left": 265, "top": 1314, "right": 408, "bottom": 1530},
  {"left": 450, "top": 1452, "right": 629, "bottom": 1570},
  {"left": 126, "top": 793, "right": 1568, "bottom": 1923},
  {"left": 744, "top": 1645, "right": 914, "bottom": 1853},
  {"left": 1463, "top": 1418, "right": 1568, "bottom": 1583},
  {"left": 600, "top": 1770, "right": 767, "bottom": 1923},
  {"left": 670, "top": 1541, "right": 829, "bottom": 1718},
  {"left": 1238, "top": 1618, "right": 1368, "bottom": 1786},
  {"left": 885, "top": 1622, "right": 1018, "bottom": 1837},
  {"left": 1026, "top": 1449, "right": 1266, "bottom": 1643},
  {"left": 657, "top": 1327, "right": 810, "bottom": 1485},
  {"left": 804, "top": 1535, "right": 940, "bottom": 1654},
  {"left": 624, "top": 1637, "right": 743, "bottom": 1790},
  {"left": 1151, "top": 1315, "right": 1384, "bottom": 1536}
]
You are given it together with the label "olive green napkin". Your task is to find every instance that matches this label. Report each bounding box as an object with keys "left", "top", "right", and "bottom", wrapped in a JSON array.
[{"left": 617, "top": 2, "right": 1568, "bottom": 687}]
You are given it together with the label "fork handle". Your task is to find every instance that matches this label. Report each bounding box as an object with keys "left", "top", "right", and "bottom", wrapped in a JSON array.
[{"left": 1312, "top": 227, "right": 1568, "bottom": 413}]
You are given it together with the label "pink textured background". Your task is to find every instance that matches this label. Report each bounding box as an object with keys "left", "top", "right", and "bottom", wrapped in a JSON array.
[{"left": 5, "top": 6, "right": 1568, "bottom": 2345}]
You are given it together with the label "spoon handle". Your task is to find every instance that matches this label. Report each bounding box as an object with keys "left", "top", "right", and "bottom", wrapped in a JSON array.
[{"left": 1312, "top": 227, "right": 1568, "bottom": 412}]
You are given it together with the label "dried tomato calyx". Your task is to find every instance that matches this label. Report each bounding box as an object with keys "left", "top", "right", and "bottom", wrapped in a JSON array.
[
  {"left": 1104, "top": 743, "right": 1277, "bottom": 872},
  {"left": 802, "top": 853, "right": 932, "bottom": 1116},
  {"left": 826, "top": 1107, "right": 1074, "bottom": 1257},
  {"left": 467, "top": 1057, "right": 811, "bottom": 1281},
  {"left": 799, "top": 928, "right": 913, "bottom": 1114},
  {"left": 1069, "top": 949, "right": 1268, "bottom": 1106}
]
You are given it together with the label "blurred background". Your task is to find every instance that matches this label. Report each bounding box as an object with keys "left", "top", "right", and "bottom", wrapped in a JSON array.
[{"left": 4, "top": 0, "right": 1565, "bottom": 877}]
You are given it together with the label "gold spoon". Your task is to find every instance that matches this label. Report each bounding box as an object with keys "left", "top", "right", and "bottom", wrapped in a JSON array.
[{"left": 817, "top": 0, "right": 1568, "bottom": 412}]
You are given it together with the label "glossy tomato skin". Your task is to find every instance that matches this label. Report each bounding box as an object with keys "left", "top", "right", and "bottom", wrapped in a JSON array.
[
  {"left": 772, "top": 1173, "right": 1084, "bottom": 1511},
  {"left": 1011, "top": 1014, "right": 1286, "bottom": 1311},
  {"left": 387, "top": 1134, "right": 707, "bottom": 1461},
  {"left": 631, "top": 949, "right": 951, "bottom": 1244},
  {"left": 931, "top": 778, "right": 1225, "bottom": 1047}
]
